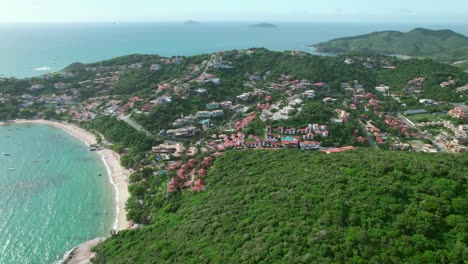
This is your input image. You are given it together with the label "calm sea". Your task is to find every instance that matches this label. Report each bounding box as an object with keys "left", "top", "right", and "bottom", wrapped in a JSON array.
[
  {"left": 0, "top": 124, "right": 114, "bottom": 264},
  {"left": 0, "top": 22, "right": 467, "bottom": 78}
]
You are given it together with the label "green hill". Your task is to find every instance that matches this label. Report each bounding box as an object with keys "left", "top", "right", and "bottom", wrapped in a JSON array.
[
  {"left": 94, "top": 149, "right": 467, "bottom": 263},
  {"left": 313, "top": 28, "right": 468, "bottom": 62}
]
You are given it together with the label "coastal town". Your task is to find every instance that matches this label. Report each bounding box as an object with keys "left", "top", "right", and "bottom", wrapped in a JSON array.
[{"left": 1, "top": 49, "right": 467, "bottom": 219}]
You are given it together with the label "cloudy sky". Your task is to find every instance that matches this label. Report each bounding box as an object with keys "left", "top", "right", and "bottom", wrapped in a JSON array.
[{"left": 1, "top": 0, "right": 467, "bottom": 23}]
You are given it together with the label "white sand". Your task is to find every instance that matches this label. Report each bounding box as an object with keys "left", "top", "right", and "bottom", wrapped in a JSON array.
[{"left": 1, "top": 119, "right": 130, "bottom": 231}]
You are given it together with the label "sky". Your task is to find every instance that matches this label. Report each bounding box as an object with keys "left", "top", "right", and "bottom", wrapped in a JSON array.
[{"left": 1, "top": 0, "right": 467, "bottom": 23}]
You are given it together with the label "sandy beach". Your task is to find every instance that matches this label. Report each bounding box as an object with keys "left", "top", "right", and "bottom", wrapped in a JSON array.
[{"left": 1, "top": 119, "right": 130, "bottom": 232}]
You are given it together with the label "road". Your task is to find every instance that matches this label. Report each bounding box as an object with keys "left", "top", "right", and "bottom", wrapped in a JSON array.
[
  {"left": 202, "top": 54, "right": 215, "bottom": 74},
  {"left": 358, "top": 119, "right": 378, "bottom": 149},
  {"left": 118, "top": 114, "right": 153, "bottom": 137},
  {"left": 397, "top": 113, "right": 449, "bottom": 152}
]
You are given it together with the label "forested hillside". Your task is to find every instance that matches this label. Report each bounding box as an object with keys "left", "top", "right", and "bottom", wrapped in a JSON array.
[
  {"left": 313, "top": 28, "right": 468, "bottom": 62},
  {"left": 94, "top": 149, "right": 467, "bottom": 263}
]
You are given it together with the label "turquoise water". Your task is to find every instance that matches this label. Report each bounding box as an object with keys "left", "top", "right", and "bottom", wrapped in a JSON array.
[
  {"left": 0, "top": 124, "right": 115, "bottom": 264},
  {"left": 1, "top": 22, "right": 467, "bottom": 78},
  {"left": 283, "top": 136, "right": 295, "bottom": 141}
]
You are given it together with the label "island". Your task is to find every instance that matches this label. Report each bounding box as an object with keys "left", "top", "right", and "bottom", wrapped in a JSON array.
[
  {"left": 184, "top": 20, "right": 200, "bottom": 25},
  {"left": 1, "top": 48, "right": 467, "bottom": 263},
  {"left": 312, "top": 28, "right": 468, "bottom": 67},
  {"left": 249, "top": 22, "right": 278, "bottom": 28}
]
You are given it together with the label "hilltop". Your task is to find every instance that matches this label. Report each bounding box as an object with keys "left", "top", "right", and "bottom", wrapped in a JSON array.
[
  {"left": 312, "top": 28, "right": 468, "bottom": 63},
  {"left": 94, "top": 149, "right": 467, "bottom": 263}
]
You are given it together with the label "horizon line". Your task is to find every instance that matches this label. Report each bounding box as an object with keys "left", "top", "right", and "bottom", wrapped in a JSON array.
[{"left": 1, "top": 20, "right": 468, "bottom": 25}]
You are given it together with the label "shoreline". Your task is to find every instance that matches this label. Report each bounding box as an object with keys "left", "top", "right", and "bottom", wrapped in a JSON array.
[
  {"left": 0, "top": 119, "right": 130, "bottom": 232},
  {"left": 2, "top": 119, "right": 130, "bottom": 263}
]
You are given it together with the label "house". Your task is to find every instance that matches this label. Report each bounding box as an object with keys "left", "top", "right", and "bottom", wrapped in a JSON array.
[
  {"left": 54, "top": 82, "right": 66, "bottom": 89},
  {"left": 166, "top": 126, "right": 199, "bottom": 137},
  {"left": 172, "top": 118, "right": 188, "bottom": 127},
  {"left": 197, "top": 168, "right": 207, "bottom": 177},
  {"left": 280, "top": 107, "right": 295, "bottom": 115},
  {"left": 150, "top": 64, "right": 161, "bottom": 71},
  {"left": 166, "top": 162, "right": 182, "bottom": 171},
  {"left": 322, "top": 97, "right": 337, "bottom": 103},
  {"left": 375, "top": 85, "right": 390, "bottom": 94},
  {"left": 193, "top": 88, "right": 207, "bottom": 94},
  {"left": 300, "top": 141, "right": 321, "bottom": 150},
  {"left": 302, "top": 90, "right": 316, "bottom": 98},
  {"left": 151, "top": 142, "right": 185, "bottom": 156},
  {"left": 30, "top": 84, "right": 44, "bottom": 90},
  {"left": 419, "top": 99, "right": 433, "bottom": 105},
  {"left": 206, "top": 102, "right": 220, "bottom": 110},
  {"left": 167, "top": 178, "right": 179, "bottom": 192},
  {"left": 404, "top": 109, "right": 427, "bottom": 115},
  {"left": 220, "top": 101, "right": 233, "bottom": 109},
  {"left": 192, "top": 179, "right": 206, "bottom": 192},
  {"left": 196, "top": 111, "right": 211, "bottom": 119},
  {"left": 448, "top": 107, "right": 468, "bottom": 119},
  {"left": 281, "top": 138, "right": 299, "bottom": 148},
  {"left": 314, "top": 82, "right": 327, "bottom": 88},
  {"left": 210, "top": 110, "right": 224, "bottom": 118}
]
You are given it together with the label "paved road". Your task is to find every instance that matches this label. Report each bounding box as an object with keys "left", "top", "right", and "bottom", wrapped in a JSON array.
[
  {"left": 203, "top": 54, "right": 215, "bottom": 74},
  {"left": 397, "top": 113, "right": 448, "bottom": 153},
  {"left": 358, "top": 120, "right": 378, "bottom": 149},
  {"left": 118, "top": 114, "right": 153, "bottom": 137}
]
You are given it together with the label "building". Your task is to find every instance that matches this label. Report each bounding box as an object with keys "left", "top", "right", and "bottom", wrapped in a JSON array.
[
  {"left": 166, "top": 126, "right": 199, "bottom": 137},
  {"left": 404, "top": 109, "right": 427, "bottom": 115},
  {"left": 220, "top": 101, "right": 233, "bottom": 109},
  {"left": 210, "top": 110, "right": 224, "bottom": 118},
  {"left": 280, "top": 107, "right": 295, "bottom": 115},
  {"left": 196, "top": 111, "right": 211, "bottom": 119},
  {"left": 281, "top": 138, "right": 299, "bottom": 148},
  {"left": 150, "top": 64, "right": 161, "bottom": 71},
  {"left": 54, "top": 82, "right": 67, "bottom": 89},
  {"left": 375, "top": 85, "right": 390, "bottom": 94},
  {"left": 448, "top": 107, "right": 467, "bottom": 119},
  {"left": 30, "top": 84, "right": 44, "bottom": 90},
  {"left": 206, "top": 102, "right": 220, "bottom": 110},
  {"left": 152, "top": 142, "right": 185, "bottom": 156},
  {"left": 302, "top": 90, "right": 316, "bottom": 98},
  {"left": 300, "top": 141, "right": 321, "bottom": 150}
]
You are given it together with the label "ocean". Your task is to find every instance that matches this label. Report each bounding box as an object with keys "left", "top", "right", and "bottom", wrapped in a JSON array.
[
  {"left": 0, "top": 124, "right": 114, "bottom": 264},
  {"left": 0, "top": 22, "right": 467, "bottom": 78}
]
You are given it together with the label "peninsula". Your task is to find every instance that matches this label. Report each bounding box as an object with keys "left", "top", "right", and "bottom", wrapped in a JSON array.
[{"left": 312, "top": 28, "right": 468, "bottom": 64}]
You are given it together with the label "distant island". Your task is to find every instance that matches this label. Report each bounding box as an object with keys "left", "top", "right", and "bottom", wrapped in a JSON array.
[
  {"left": 312, "top": 28, "right": 468, "bottom": 65},
  {"left": 184, "top": 20, "right": 200, "bottom": 25},
  {"left": 249, "top": 23, "right": 278, "bottom": 28}
]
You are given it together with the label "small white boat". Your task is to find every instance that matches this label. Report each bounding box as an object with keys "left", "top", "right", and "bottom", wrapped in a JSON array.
[{"left": 8, "top": 167, "right": 15, "bottom": 170}]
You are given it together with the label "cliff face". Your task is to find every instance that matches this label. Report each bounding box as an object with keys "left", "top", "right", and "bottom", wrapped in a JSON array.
[{"left": 62, "top": 238, "right": 105, "bottom": 264}]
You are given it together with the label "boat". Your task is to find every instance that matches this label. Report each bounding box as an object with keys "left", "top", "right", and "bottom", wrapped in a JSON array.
[
  {"left": 98, "top": 173, "right": 102, "bottom": 176},
  {"left": 89, "top": 147, "right": 97, "bottom": 151},
  {"left": 2, "top": 153, "right": 11, "bottom": 156},
  {"left": 8, "top": 167, "right": 15, "bottom": 170},
  {"left": 37, "top": 154, "right": 44, "bottom": 156}
]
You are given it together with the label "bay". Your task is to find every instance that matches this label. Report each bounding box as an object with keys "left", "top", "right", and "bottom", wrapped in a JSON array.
[{"left": 0, "top": 124, "right": 114, "bottom": 264}]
